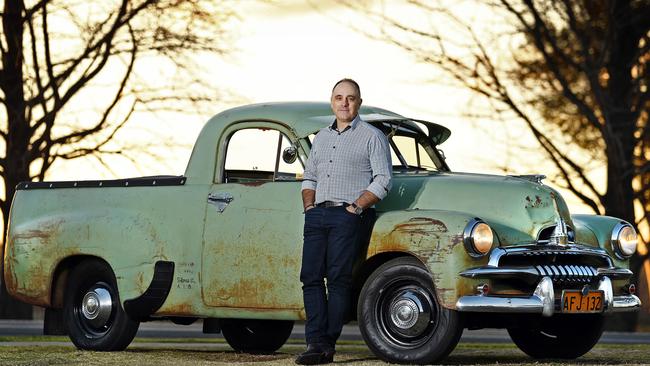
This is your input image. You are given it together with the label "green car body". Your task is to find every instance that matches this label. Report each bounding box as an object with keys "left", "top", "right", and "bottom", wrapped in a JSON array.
[{"left": 4, "top": 102, "right": 641, "bottom": 362}]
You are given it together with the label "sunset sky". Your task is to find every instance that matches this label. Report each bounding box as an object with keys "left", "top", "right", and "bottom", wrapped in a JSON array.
[{"left": 42, "top": 1, "right": 595, "bottom": 213}]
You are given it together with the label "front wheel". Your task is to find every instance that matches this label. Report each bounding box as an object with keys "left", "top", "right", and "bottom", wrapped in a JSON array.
[
  {"left": 221, "top": 318, "right": 294, "bottom": 354},
  {"left": 64, "top": 259, "right": 139, "bottom": 351},
  {"left": 358, "top": 257, "right": 462, "bottom": 364},
  {"left": 507, "top": 314, "right": 605, "bottom": 359}
]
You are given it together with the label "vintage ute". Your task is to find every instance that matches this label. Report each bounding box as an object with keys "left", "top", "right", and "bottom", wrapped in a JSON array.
[{"left": 4, "top": 102, "right": 641, "bottom": 363}]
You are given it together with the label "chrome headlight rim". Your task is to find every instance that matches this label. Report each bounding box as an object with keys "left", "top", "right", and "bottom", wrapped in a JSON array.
[
  {"left": 463, "top": 218, "right": 494, "bottom": 258},
  {"left": 611, "top": 222, "right": 637, "bottom": 260}
]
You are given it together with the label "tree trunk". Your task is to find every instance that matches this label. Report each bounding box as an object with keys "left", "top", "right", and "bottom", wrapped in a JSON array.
[
  {"left": 0, "top": 0, "right": 32, "bottom": 319},
  {"left": 602, "top": 0, "right": 641, "bottom": 331}
]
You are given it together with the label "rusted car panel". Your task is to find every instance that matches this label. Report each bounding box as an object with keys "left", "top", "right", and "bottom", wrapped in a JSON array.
[
  {"left": 367, "top": 210, "right": 488, "bottom": 308},
  {"left": 3, "top": 102, "right": 641, "bottom": 361},
  {"left": 201, "top": 182, "right": 304, "bottom": 312},
  {"left": 6, "top": 184, "right": 208, "bottom": 308}
]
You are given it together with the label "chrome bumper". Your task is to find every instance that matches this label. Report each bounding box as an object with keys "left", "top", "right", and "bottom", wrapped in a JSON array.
[{"left": 455, "top": 276, "right": 641, "bottom": 316}]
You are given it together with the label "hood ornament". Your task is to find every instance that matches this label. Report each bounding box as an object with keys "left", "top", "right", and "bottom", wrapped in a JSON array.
[
  {"left": 549, "top": 217, "right": 569, "bottom": 245},
  {"left": 548, "top": 192, "right": 569, "bottom": 245}
]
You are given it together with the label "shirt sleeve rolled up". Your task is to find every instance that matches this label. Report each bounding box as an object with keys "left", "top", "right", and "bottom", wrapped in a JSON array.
[
  {"left": 365, "top": 132, "right": 392, "bottom": 200},
  {"left": 301, "top": 135, "right": 318, "bottom": 191}
]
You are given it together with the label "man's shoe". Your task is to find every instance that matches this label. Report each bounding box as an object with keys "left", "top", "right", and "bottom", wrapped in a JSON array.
[{"left": 295, "top": 343, "right": 335, "bottom": 365}]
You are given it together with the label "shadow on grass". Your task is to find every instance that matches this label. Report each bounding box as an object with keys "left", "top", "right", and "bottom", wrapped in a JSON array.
[{"left": 126, "top": 348, "right": 295, "bottom": 363}]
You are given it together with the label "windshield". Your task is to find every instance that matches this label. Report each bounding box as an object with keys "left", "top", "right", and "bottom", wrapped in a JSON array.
[
  {"left": 304, "top": 120, "right": 449, "bottom": 172},
  {"left": 373, "top": 121, "right": 448, "bottom": 172}
]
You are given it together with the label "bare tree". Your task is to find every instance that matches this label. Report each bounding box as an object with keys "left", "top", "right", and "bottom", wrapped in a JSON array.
[
  {"left": 343, "top": 0, "right": 649, "bottom": 329},
  {"left": 0, "top": 0, "right": 237, "bottom": 318}
]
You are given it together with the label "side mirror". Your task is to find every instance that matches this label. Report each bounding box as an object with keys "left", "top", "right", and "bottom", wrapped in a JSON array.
[
  {"left": 438, "top": 149, "right": 446, "bottom": 161},
  {"left": 282, "top": 146, "right": 298, "bottom": 164}
]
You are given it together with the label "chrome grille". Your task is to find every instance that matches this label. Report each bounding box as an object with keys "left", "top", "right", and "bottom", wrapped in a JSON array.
[{"left": 535, "top": 264, "right": 597, "bottom": 283}]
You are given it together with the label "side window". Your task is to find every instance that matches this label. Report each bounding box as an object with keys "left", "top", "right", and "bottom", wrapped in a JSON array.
[{"left": 224, "top": 128, "right": 304, "bottom": 183}]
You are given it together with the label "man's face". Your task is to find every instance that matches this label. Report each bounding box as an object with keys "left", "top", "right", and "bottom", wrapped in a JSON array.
[{"left": 331, "top": 82, "right": 362, "bottom": 123}]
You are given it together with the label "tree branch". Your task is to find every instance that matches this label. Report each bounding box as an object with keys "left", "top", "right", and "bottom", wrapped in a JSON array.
[
  {"left": 22, "top": 0, "right": 48, "bottom": 21},
  {"left": 501, "top": 0, "right": 605, "bottom": 133},
  {"left": 51, "top": 99, "right": 136, "bottom": 162},
  {"left": 33, "top": 21, "right": 138, "bottom": 172},
  {"left": 458, "top": 19, "right": 605, "bottom": 210},
  {"left": 26, "top": 14, "right": 49, "bottom": 129},
  {"left": 559, "top": 0, "right": 610, "bottom": 114},
  {"left": 30, "top": 0, "right": 155, "bottom": 131}
]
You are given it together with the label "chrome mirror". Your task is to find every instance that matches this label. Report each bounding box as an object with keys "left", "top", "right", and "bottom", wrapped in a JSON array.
[{"left": 282, "top": 146, "right": 298, "bottom": 164}]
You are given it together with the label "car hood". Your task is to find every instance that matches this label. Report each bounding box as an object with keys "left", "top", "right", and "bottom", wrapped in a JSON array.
[{"left": 377, "top": 171, "right": 572, "bottom": 246}]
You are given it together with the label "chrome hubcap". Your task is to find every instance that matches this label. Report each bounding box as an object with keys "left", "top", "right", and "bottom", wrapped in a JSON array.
[
  {"left": 81, "top": 287, "right": 112, "bottom": 328},
  {"left": 391, "top": 299, "right": 419, "bottom": 329},
  {"left": 387, "top": 290, "right": 432, "bottom": 338}
]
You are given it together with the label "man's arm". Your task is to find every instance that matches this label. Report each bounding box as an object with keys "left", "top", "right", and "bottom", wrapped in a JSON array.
[
  {"left": 348, "top": 132, "right": 393, "bottom": 213},
  {"left": 347, "top": 135, "right": 393, "bottom": 213},
  {"left": 348, "top": 190, "right": 379, "bottom": 211},
  {"left": 302, "top": 189, "right": 316, "bottom": 212},
  {"left": 301, "top": 133, "right": 320, "bottom": 212}
]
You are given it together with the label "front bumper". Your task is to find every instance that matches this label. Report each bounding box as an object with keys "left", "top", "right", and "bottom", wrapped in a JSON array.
[
  {"left": 456, "top": 276, "right": 641, "bottom": 316},
  {"left": 455, "top": 246, "right": 641, "bottom": 316}
]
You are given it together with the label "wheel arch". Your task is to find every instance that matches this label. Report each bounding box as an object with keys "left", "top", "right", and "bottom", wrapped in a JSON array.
[
  {"left": 51, "top": 255, "right": 111, "bottom": 309},
  {"left": 351, "top": 251, "right": 425, "bottom": 320}
]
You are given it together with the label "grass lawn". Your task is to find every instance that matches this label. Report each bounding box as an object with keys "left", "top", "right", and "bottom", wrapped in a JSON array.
[{"left": 1, "top": 339, "right": 649, "bottom": 365}]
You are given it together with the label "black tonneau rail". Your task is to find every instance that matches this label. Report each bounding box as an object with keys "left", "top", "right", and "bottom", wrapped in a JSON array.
[{"left": 16, "top": 176, "right": 186, "bottom": 190}]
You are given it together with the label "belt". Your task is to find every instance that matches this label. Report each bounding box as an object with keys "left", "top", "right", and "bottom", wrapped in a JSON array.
[{"left": 317, "top": 201, "right": 348, "bottom": 208}]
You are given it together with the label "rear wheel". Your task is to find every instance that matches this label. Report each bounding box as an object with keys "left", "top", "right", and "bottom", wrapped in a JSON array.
[
  {"left": 507, "top": 314, "right": 605, "bottom": 359},
  {"left": 221, "top": 318, "right": 294, "bottom": 354},
  {"left": 64, "top": 259, "right": 139, "bottom": 351},
  {"left": 358, "top": 257, "right": 462, "bottom": 364}
]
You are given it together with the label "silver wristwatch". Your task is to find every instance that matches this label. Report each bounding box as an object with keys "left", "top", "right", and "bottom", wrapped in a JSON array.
[{"left": 350, "top": 202, "right": 363, "bottom": 215}]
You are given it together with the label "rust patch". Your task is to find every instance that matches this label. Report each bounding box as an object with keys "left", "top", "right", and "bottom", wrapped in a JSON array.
[
  {"left": 525, "top": 195, "right": 545, "bottom": 208},
  {"left": 11, "top": 230, "right": 51, "bottom": 241},
  {"left": 369, "top": 217, "right": 452, "bottom": 261},
  {"left": 392, "top": 217, "right": 447, "bottom": 235},
  {"left": 450, "top": 234, "right": 464, "bottom": 247},
  {"left": 4, "top": 251, "right": 52, "bottom": 307},
  {"left": 368, "top": 233, "right": 409, "bottom": 257},
  {"left": 158, "top": 302, "right": 194, "bottom": 315},
  {"left": 135, "top": 272, "right": 146, "bottom": 293},
  {"left": 10, "top": 219, "right": 63, "bottom": 244},
  {"left": 4, "top": 249, "right": 18, "bottom": 295},
  {"left": 210, "top": 278, "right": 280, "bottom": 309}
]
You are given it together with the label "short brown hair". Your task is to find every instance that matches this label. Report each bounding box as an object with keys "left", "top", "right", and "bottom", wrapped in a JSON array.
[{"left": 332, "top": 78, "right": 361, "bottom": 97}]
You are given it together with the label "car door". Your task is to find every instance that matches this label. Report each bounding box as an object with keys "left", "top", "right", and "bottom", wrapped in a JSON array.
[{"left": 201, "top": 122, "right": 306, "bottom": 314}]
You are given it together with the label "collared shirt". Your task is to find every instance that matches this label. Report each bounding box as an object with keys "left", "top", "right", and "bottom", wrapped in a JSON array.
[{"left": 301, "top": 115, "right": 392, "bottom": 204}]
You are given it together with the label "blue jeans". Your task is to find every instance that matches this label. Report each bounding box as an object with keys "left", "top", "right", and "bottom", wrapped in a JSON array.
[{"left": 300, "top": 206, "right": 372, "bottom": 346}]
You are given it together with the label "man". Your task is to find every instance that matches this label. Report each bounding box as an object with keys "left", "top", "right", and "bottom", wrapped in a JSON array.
[{"left": 296, "top": 79, "right": 392, "bottom": 365}]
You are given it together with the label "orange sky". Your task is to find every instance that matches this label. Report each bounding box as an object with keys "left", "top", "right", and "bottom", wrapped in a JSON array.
[{"left": 41, "top": 1, "right": 599, "bottom": 214}]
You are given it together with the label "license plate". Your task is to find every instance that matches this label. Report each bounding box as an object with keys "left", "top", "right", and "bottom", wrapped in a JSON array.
[{"left": 561, "top": 290, "right": 604, "bottom": 313}]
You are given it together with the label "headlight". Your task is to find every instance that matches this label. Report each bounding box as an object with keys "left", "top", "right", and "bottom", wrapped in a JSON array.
[
  {"left": 611, "top": 222, "right": 637, "bottom": 259},
  {"left": 463, "top": 219, "right": 494, "bottom": 257}
]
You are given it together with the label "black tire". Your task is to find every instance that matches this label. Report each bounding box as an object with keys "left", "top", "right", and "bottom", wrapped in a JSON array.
[
  {"left": 357, "top": 257, "right": 463, "bottom": 364},
  {"left": 221, "top": 318, "right": 294, "bottom": 354},
  {"left": 63, "top": 259, "right": 140, "bottom": 351},
  {"left": 507, "top": 314, "right": 605, "bottom": 359}
]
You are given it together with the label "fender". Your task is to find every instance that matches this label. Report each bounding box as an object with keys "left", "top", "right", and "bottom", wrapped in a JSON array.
[
  {"left": 572, "top": 214, "right": 635, "bottom": 268},
  {"left": 6, "top": 209, "right": 169, "bottom": 307},
  {"left": 366, "top": 209, "right": 496, "bottom": 309}
]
